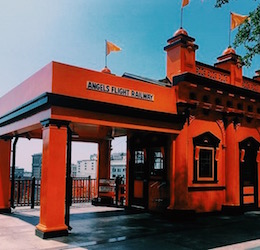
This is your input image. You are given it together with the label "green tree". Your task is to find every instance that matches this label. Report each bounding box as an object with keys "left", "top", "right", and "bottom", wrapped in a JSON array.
[{"left": 216, "top": 0, "right": 260, "bottom": 67}]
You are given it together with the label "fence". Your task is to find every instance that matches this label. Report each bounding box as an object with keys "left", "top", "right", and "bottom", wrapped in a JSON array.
[{"left": 11, "top": 177, "right": 98, "bottom": 207}]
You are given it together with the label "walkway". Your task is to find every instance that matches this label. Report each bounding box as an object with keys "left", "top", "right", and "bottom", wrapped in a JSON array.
[{"left": 0, "top": 204, "right": 260, "bottom": 249}]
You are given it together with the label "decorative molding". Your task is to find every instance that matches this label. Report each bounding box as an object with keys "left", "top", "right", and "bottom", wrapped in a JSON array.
[
  {"left": 216, "top": 119, "right": 226, "bottom": 147},
  {"left": 40, "top": 118, "right": 70, "bottom": 129}
]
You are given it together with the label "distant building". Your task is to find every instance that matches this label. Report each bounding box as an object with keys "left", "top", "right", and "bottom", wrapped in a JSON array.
[
  {"left": 23, "top": 171, "right": 32, "bottom": 178},
  {"left": 10, "top": 166, "right": 24, "bottom": 178},
  {"left": 32, "top": 153, "right": 42, "bottom": 178},
  {"left": 71, "top": 164, "right": 77, "bottom": 177},
  {"left": 76, "top": 154, "right": 97, "bottom": 178},
  {"left": 110, "top": 153, "right": 126, "bottom": 179}
]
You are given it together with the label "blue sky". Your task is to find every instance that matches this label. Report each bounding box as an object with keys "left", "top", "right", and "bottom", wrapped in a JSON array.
[{"left": 0, "top": 0, "right": 259, "bottom": 170}]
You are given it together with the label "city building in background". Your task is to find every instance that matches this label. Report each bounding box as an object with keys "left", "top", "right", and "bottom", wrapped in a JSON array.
[
  {"left": 75, "top": 154, "right": 97, "bottom": 178},
  {"left": 32, "top": 153, "right": 42, "bottom": 178},
  {"left": 110, "top": 153, "right": 126, "bottom": 179},
  {"left": 10, "top": 166, "right": 32, "bottom": 179}
]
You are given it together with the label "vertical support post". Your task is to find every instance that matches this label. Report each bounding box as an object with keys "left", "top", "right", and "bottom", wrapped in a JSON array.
[
  {"left": 65, "top": 127, "right": 72, "bottom": 230},
  {"left": 10, "top": 137, "right": 18, "bottom": 208},
  {"left": 36, "top": 119, "right": 69, "bottom": 239},
  {"left": 168, "top": 136, "right": 176, "bottom": 209},
  {"left": 97, "top": 140, "right": 111, "bottom": 203},
  {"left": 17, "top": 177, "right": 21, "bottom": 205},
  {"left": 115, "top": 176, "right": 119, "bottom": 206},
  {"left": 225, "top": 122, "right": 240, "bottom": 207},
  {"left": 31, "top": 177, "right": 35, "bottom": 209},
  {"left": 88, "top": 175, "right": 91, "bottom": 201},
  {"left": 0, "top": 139, "right": 12, "bottom": 213},
  {"left": 125, "top": 134, "right": 131, "bottom": 207}
]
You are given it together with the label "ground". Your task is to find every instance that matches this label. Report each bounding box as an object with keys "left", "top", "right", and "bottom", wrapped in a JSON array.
[{"left": 0, "top": 203, "right": 260, "bottom": 249}]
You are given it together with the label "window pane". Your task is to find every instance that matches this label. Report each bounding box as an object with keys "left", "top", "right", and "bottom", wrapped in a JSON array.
[
  {"left": 135, "top": 151, "right": 144, "bottom": 164},
  {"left": 153, "top": 151, "right": 164, "bottom": 170},
  {"left": 199, "top": 149, "right": 213, "bottom": 178}
]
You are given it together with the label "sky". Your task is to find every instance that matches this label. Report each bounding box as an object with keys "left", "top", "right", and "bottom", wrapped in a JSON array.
[{"left": 0, "top": 0, "right": 259, "bottom": 171}]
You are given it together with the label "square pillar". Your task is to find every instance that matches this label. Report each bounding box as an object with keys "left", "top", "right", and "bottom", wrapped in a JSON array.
[
  {"left": 36, "top": 120, "right": 69, "bottom": 238},
  {"left": 97, "top": 140, "right": 111, "bottom": 201},
  {"left": 225, "top": 123, "right": 240, "bottom": 207},
  {"left": 0, "top": 139, "right": 11, "bottom": 213}
]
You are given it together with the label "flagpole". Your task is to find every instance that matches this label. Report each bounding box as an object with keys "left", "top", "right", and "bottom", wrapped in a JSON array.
[
  {"left": 181, "top": 7, "right": 183, "bottom": 28},
  {"left": 229, "top": 12, "right": 231, "bottom": 47},
  {"left": 105, "top": 40, "right": 108, "bottom": 68}
]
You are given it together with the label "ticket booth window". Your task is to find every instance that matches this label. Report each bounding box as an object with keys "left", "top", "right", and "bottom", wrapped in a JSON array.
[{"left": 193, "top": 132, "right": 220, "bottom": 183}]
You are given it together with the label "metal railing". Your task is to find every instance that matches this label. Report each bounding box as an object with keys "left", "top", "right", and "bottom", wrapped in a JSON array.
[{"left": 11, "top": 177, "right": 98, "bottom": 207}]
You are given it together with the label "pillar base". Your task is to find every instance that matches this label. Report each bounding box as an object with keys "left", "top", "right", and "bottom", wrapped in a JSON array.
[
  {"left": 35, "top": 228, "right": 68, "bottom": 239},
  {"left": 0, "top": 208, "right": 11, "bottom": 214}
]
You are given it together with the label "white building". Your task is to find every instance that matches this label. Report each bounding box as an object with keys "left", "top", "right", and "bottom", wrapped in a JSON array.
[
  {"left": 71, "top": 164, "right": 77, "bottom": 177},
  {"left": 110, "top": 153, "right": 126, "bottom": 179},
  {"left": 75, "top": 154, "right": 97, "bottom": 178}
]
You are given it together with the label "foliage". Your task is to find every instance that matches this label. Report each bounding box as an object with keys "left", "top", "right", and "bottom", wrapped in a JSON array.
[{"left": 216, "top": 0, "right": 260, "bottom": 67}]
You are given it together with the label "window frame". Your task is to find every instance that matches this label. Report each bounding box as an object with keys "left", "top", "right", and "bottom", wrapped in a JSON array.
[
  {"left": 196, "top": 146, "right": 215, "bottom": 182},
  {"left": 193, "top": 132, "right": 220, "bottom": 183}
]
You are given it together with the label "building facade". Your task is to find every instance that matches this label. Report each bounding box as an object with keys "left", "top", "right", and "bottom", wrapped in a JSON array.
[
  {"left": 76, "top": 154, "right": 97, "bottom": 178},
  {"left": 110, "top": 153, "right": 126, "bottom": 179},
  {"left": 0, "top": 27, "right": 259, "bottom": 238},
  {"left": 32, "top": 153, "right": 42, "bottom": 178}
]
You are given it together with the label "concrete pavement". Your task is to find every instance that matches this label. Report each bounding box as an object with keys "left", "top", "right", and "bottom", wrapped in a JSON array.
[{"left": 0, "top": 203, "right": 260, "bottom": 249}]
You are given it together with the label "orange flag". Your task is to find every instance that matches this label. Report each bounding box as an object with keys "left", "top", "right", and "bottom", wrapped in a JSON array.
[
  {"left": 182, "top": 0, "right": 189, "bottom": 7},
  {"left": 231, "top": 12, "right": 248, "bottom": 30},
  {"left": 106, "top": 41, "right": 121, "bottom": 56}
]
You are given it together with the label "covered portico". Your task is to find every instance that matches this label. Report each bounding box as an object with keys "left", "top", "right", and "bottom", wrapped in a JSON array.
[{"left": 0, "top": 61, "right": 184, "bottom": 238}]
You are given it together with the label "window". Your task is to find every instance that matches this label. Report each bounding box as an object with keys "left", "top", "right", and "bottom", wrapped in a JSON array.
[
  {"left": 193, "top": 132, "right": 220, "bottom": 183},
  {"left": 153, "top": 151, "right": 164, "bottom": 170},
  {"left": 150, "top": 147, "right": 165, "bottom": 175},
  {"left": 196, "top": 146, "right": 214, "bottom": 181},
  {"left": 135, "top": 150, "right": 144, "bottom": 164}
]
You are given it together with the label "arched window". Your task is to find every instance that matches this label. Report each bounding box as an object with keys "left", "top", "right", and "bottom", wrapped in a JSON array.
[{"left": 193, "top": 132, "right": 220, "bottom": 182}]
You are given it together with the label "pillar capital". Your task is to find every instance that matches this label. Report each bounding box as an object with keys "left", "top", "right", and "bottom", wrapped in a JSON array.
[{"left": 40, "top": 118, "right": 70, "bottom": 128}]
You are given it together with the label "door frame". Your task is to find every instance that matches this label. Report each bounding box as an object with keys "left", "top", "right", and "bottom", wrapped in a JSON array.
[{"left": 239, "top": 137, "right": 260, "bottom": 209}]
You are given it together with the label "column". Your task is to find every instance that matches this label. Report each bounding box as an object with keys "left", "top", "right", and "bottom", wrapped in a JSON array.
[
  {"left": 36, "top": 119, "right": 69, "bottom": 238},
  {"left": 97, "top": 140, "right": 111, "bottom": 202},
  {"left": 0, "top": 139, "right": 11, "bottom": 213},
  {"left": 225, "top": 122, "right": 240, "bottom": 207},
  {"left": 167, "top": 136, "right": 176, "bottom": 209}
]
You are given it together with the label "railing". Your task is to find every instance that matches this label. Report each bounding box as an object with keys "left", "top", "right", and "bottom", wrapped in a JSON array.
[
  {"left": 11, "top": 177, "right": 98, "bottom": 207},
  {"left": 72, "top": 177, "right": 97, "bottom": 203},
  {"left": 13, "top": 177, "right": 41, "bottom": 207}
]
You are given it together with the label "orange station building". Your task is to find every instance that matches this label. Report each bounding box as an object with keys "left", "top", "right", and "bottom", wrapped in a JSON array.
[{"left": 0, "top": 28, "right": 260, "bottom": 238}]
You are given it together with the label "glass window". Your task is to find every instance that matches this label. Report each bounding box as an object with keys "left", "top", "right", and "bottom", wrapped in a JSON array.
[
  {"left": 135, "top": 151, "right": 144, "bottom": 164},
  {"left": 154, "top": 151, "right": 164, "bottom": 170},
  {"left": 197, "top": 147, "right": 214, "bottom": 181},
  {"left": 193, "top": 132, "right": 220, "bottom": 183}
]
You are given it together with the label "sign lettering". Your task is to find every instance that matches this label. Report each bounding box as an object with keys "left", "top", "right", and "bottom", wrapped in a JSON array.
[{"left": 87, "top": 81, "right": 154, "bottom": 102}]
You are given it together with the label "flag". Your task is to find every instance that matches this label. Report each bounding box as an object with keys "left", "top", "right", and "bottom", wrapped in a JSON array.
[
  {"left": 106, "top": 40, "right": 121, "bottom": 56},
  {"left": 182, "top": 0, "right": 189, "bottom": 7},
  {"left": 231, "top": 12, "right": 248, "bottom": 30}
]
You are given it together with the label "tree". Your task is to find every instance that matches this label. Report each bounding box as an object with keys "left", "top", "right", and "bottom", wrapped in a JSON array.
[{"left": 216, "top": 0, "right": 260, "bottom": 67}]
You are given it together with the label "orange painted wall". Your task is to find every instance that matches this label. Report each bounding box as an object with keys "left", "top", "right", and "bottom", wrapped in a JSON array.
[
  {"left": 0, "top": 140, "right": 11, "bottom": 210},
  {"left": 174, "top": 122, "right": 189, "bottom": 209},
  {"left": 173, "top": 119, "right": 225, "bottom": 212},
  {"left": 0, "top": 63, "right": 53, "bottom": 117},
  {"left": 51, "top": 62, "right": 177, "bottom": 114}
]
